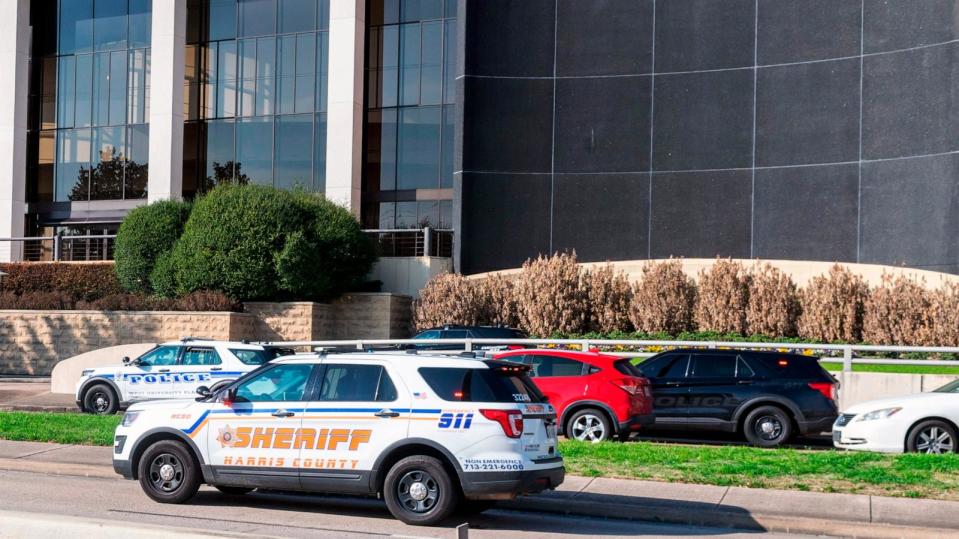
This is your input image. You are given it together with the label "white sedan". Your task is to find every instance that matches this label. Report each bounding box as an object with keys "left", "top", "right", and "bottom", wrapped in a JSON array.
[{"left": 833, "top": 380, "right": 959, "bottom": 454}]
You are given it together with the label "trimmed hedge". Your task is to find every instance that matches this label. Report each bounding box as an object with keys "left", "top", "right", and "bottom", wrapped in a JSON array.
[
  {"left": 170, "top": 185, "right": 376, "bottom": 301},
  {"left": 114, "top": 199, "right": 192, "bottom": 294},
  {"left": 0, "top": 290, "right": 239, "bottom": 312},
  {"left": 0, "top": 263, "right": 122, "bottom": 302}
]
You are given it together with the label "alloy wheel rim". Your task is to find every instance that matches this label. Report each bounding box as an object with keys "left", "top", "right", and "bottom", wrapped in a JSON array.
[
  {"left": 572, "top": 414, "right": 606, "bottom": 442},
  {"left": 755, "top": 415, "right": 783, "bottom": 441},
  {"left": 149, "top": 453, "right": 184, "bottom": 492},
  {"left": 917, "top": 427, "right": 955, "bottom": 454},
  {"left": 397, "top": 470, "right": 439, "bottom": 513}
]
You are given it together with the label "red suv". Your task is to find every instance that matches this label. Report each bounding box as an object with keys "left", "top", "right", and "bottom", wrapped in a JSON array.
[{"left": 494, "top": 349, "right": 654, "bottom": 442}]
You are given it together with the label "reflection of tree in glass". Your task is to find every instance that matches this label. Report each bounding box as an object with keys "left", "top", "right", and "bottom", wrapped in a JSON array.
[
  {"left": 69, "top": 149, "right": 149, "bottom": 201},
  {"left": 203, "top": 161, "right": 250, "bottom": 192}
]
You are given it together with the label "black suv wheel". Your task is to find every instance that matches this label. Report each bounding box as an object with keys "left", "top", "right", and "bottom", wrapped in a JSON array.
[
  {"left": 82, "top": 383, "right": 119, "bottom": 415},
  {"left": 384, "top": 455, "right": 457, "bottom": 525},
  {"left": 743, "top": 405, "right": 793, "bottom": 447},
  {"left": 137, "top": 440, "right": 201, "bottom": 504}
]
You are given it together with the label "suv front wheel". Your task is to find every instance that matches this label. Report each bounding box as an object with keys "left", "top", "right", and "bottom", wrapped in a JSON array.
[
  {"left": 743, "top": 405, "right": 793, "bottom": 447},
  {"left": 82, "top": 383, "right": 118, "bottom": 415},
  {"left": 137, "top": 440, "right": 201, "bottom": 504},
  {"left": 383, "top": 455, "right": 457, "bottom": 525}
]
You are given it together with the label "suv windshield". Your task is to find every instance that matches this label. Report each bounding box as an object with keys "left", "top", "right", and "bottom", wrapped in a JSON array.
[
  {"left": 419, "top": 363, "right": 543, "bottom": 403},
  {"left": 934, "top": 380, "right": 959, "bottom": 393}
]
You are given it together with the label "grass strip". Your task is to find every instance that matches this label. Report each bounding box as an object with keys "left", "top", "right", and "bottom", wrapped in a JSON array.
[
  {"left": 820, "top": 362, "right": 959, "bottom": 375},
  {"left": 0, "top": 411, "right": 121, "bottom": 446},
  {"left": 559, "top": 439, "right": 959, "bottom": 500}
]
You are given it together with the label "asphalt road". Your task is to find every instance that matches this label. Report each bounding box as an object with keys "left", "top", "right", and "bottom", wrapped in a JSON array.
[{"left": 0, "top": 469, "right": 825, "bottom": 539}]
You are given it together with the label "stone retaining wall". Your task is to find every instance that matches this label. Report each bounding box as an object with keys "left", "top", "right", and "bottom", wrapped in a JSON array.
[{"left": 0, "top": 293, "right": 412, "bottom": 375}]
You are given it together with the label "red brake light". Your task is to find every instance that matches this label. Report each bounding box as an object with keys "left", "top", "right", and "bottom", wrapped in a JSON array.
[
  {"left": 808, "top": 382, "right": 835, "bottom": 401},
  {"left": 481, "top": 409, "right": 523, "bottom": 438},
  {"left": 612, "top": 378, "right": 644, "bottom": 396}
]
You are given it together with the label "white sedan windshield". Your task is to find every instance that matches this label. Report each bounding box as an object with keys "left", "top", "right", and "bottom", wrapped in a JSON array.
[{"left": 933, "top": 380, "right": 959, "bottom": 393}]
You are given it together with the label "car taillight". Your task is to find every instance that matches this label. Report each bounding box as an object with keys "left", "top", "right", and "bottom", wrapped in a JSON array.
[
  {"left": 808, "top": 382, "right": 835, "bottom": 401},
  {"left": 480, "top": 409, "right": 523, "bottom": 438},
  {"left": 613, "top": 378, "right": 645, "bottom": 396}
]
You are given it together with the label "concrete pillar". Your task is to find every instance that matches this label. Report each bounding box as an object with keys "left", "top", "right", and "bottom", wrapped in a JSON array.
[
  {"left": 0, "top": 0, "right": 30, "bottom": 261},
  {"left": 325, "top": 0, "right": 365, "bottom": 215},
  {"left": 147, "top": 0, "right": 186, "bottom": 202}
]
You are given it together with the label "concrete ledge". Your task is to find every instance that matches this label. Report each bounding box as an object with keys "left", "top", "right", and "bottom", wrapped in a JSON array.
[{"left": 0, "top": 509, "right": 276, "bottom": 539}]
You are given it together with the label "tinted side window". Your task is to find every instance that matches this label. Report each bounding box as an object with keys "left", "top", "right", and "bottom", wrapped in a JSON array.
[
  {"left": 614, "top": 359, "right": 643, "bottom": 377},
  {"left": 318, "top": 364, "right": 397, "bottom": 402},
  {"left": 230, "top": 348, "right": 271, "bottom": 365},
  {"left": 640, "top": 354, "right": 689, "bottom": 378},
  {"left": 137, "top": 346, "right": 180, "bottom": 366},
  {"left": 415, "top": 330, "right": 441, "bottom": 339},
  {"left": 234, "top": 364, "right": 312, "bottom": 402},
  {"left": 441, "top": 330, "right": 469, "bottom": 338},
  {"left": 180, "top": 347, "right": 222, "bottom": 366},
  {"left": 752, "top": 354, "right": 831, "bottom": 380},
  {"left": 529, "top": 355, "right": 583, "bottom": 377},
  {"left": 737, "top": 357, "right": 755, "bottom": 378},
  {"left": 419, "top": 366, "right": 543, "bottom": 403},
  {"left": 690, "top": 354, "right": 737, "bottom": 378}
]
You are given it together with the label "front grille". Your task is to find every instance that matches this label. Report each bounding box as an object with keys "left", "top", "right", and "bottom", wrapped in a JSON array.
[{"left": 835, "top": 413, "right": 856, "bottom": 427}]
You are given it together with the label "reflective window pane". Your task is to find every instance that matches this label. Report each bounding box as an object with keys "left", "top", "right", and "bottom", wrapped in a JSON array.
[
  {"left": 279, "top": 0, "right": 315, "bottom": 34},
  {"left": 317, "top": 0, "right": 330, "bottom": 30},
  {"left": 217, "top": 41, "right": 238, "bottom": 118},
  {"left": 90, "top": 126, "right": 126, "bottom": 200},
  {"left": 56, "top": 128, "right": 93, "bottom": 201},
  {"left": 441, "top": 104, "right": 453, "bottom": 188},
  {"left": 256, "top": 37, "right": 276, "bottom": 116},
  {"left": 127, "top": 124, "right": 149, "bottom": 198},
  {"left": 396, "top": 106, "right": 441, "bottom": 190},
  {"left": 130, "top": 0, "right": 152, "bottom": 48},
  {"left": 239, "top": 0, "right": 276, "bottom": 37},
  {"left": 94, "top": 0, "right": 127, "bottom": 51},
  {"left": 75, "top": 55, "right": 94, "bottom": 127},
  {"left": 277, "top": 35, "right": 296, "bottom": 114},
  {"left": 420, "top": 21, "right": 442, "bottom": 105},
  {"left": 236, "top": 116, "right": 273, "bottom": 184},
  {"left": 275, "top": 114, "right": 312, "bottom": 190},
  {"left": 295, "top": 33, "right": 316, "bottom": 113},
  {"left": 59, "top": 0, "right": 94, "bottom": 55},
  {"left": 314, "top": 112, "right": 327, "bottom": 191},
  {"left": 206, "top": 119, "right": 237, "bottom": 188},
  {"left": 109, "top": 51, "right": 128, "bottom": 125},
  {"left": 316, "top": 31, "right": 328, "bottom": 112},
  {"left": 210, "top": 0, "right": 238, "bottom": 41},
  {"left": 57, "top": 56, "right": 76, "bottom": 128}
]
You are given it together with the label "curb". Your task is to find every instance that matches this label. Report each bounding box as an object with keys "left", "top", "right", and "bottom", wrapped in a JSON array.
[
  {"left": 2, "top": 457, "right": 957, "bottom": 539},
  {"left": 0, "top": 405, "right": 76, "bottom": 413}
]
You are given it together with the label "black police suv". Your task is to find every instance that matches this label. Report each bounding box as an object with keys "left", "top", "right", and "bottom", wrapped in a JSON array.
[
  {"left": 636, "top": 349, "right": 838, "bottom": 447},
  {"left": 409, "top": 325, "right": 528, "bottom": 350}
]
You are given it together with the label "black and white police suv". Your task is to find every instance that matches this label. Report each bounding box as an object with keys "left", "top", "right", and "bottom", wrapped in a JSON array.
[
  {"left": 112, "top": 352, "right": 565, "bottom": 525},
  {"left": 76, "top": 339, "right": 292, "bottom": 415}
]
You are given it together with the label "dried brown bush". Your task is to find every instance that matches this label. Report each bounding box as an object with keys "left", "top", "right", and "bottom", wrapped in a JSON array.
[
  {"left": 694, "top": 259, "right": 750, "bottom": 334},
  {"left": 413, "top": 273, "right": 484, "bottom": 331},
  {"left": 514, "top": 252, "right": 588, "bottom": 336},
  {"left": 477, "top": 272, "right": 520, "bottom": 328},
  {"left": 798, "top": 264, "right": 869, "bottom": 342},
  {"left": 862, "top": 274, "right": 935, "bottom": 345},
  {"left": 929, "top": 282, "right": 959, "bottom": 346},
  {"left": 585, "top": 263, "right": 633, "bottom": 333},
  {"left": 629, "top": 259, "right": 696, "bottom": 334},
  {"left": 746, "top": 263, "right": 800, "bottom": 337},
  {"left": 0, "top": 291, "right": 73, "bottom": 310}
]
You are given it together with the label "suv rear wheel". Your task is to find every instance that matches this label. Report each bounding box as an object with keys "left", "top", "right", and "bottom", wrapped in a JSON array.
[
  {"left": 743, "top": 405, "right": 793, "bottom": 447},
  {"left": 82, "top": 383, "right": 118, "bottom": 415},
  {"left": 137, "top": 440, "right": 201, "bottom": 504},
  {"left": 567, "top": 408, "right": 612, "bottom": 442},
  {"left": 384, "top": 455, "right": 457, "bottom": 525}
]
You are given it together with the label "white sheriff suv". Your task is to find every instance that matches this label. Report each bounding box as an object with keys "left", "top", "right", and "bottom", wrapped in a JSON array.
[
  {"left": 112, "top": 352, "right": 565, "bottom": 525},
  {"left": 77, "top": 339, "right": 292, "bottom": 415}
]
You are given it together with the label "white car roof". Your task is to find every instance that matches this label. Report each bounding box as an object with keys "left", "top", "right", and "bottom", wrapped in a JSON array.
[
  {"left": 271, "top": 352, "right": 491, "bottom": 368},
  {"left": 158, "top": 339, "right": 266, "bottom": 350}
]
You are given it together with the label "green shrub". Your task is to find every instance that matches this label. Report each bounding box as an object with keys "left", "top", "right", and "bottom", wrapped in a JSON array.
[
  {"left": 149, "top": 251, "right": 177, "bottom": 299},
  {"left": 114, "top": 199, "right": 192, "bottom": 293},
  {"left": 171, "top": 185, "right": 376, "bottom": 301}
]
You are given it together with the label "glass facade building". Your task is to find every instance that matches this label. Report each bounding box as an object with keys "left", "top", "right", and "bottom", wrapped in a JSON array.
[
  {"left": 362, "top": 0, "right": 456, "bottom": 230},
  {"left": 27, "top": 0, "right": 152, "bottom": 207},
  {"left": 182, "top": 0, "right": 330, "bottom": 197}
]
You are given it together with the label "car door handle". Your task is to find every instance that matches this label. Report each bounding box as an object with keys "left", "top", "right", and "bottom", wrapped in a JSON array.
[
  {"left": 158, "top": 368, "right": 170, "bottom": 373},
  {"left": 210, "top": 367, "right": 222, "bottom": 371},
  {"left": 737, "top": 380, "right": 753, "bottom": 385},
  {"left": 271, "top": 410, "right": 295, "bottom": 418},
  {"left": 375, "top": 409, "right": 400, "bottom": 418}
]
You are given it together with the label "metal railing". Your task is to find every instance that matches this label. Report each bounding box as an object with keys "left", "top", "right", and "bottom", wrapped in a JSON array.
[
  {"left": 0, "top": 234, "right": 117, "bottom": 262},
  {"left": 263, "top": 338, "right": 959, "bottom": 372},
  {"left": 363, "top": 227, "right": 453, "bottom": 257}
]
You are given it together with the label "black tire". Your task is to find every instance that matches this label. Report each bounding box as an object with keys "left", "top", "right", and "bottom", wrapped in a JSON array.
[
  {"left": 383, "top": 455, "right": 458, "bottom": 526},
  {"left": 566, "top": 408, "right": 612, "bottom": 442},
  {"left": 906, "top": 420, "right": 958, "bottom": 454},
  {"left": 617, "top": 430, "right": 632, "bottom": 442},
  {"left": 215, "top": 485, "right": 254, "bottom": 496},
  {"left": 137, "top": 440, "right": 201, "bottom": 504},
  {"left": 743, "top": 405, "right": 793, "bottom": 447},
  {"left": 82, "top": 383, "right": 119, "bottom": 415}
]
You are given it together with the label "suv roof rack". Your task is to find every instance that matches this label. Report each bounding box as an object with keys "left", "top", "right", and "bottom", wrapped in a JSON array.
[{"left": 180, "top": 336, "right": 216, "bottom": 342}]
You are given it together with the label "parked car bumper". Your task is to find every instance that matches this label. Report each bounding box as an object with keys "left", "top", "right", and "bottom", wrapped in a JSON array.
[
  {"left": 797, "top": 415, "right": 838, "bottom": 435},
  {"left": 460, "top": 461, "right": 565, "bottom": 500},
  {"left": 621, "top": 412, "right": 656, "bottom": 432}
]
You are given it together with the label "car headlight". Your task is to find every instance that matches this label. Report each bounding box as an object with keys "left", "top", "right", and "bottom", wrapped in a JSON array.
[
  {"left": 855, "top": 407, "right": 902, "bottom": 422},
  {"left": 81, "top": 369, "right": 94, "bottom": 377},
  {"left": 121, "top": 411, "right": 140, "bottom": 427}
]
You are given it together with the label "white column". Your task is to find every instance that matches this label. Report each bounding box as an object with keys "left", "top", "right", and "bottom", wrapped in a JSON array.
[
  {"left": 325, "top": 0, "right": 365, "bottom": 215},
  {"left": 148, "top": 0, "right": 186, "bottom": 202},
  {"left": 0, "top": 0, "right": 29, "bottom": 261}
]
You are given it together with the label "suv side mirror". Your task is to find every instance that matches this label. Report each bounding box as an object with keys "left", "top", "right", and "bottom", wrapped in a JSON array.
[
  {"left": 222, "top": 387, "right": 237, "bottom": 407},
  {"left": 195, "top": 385, "right": 212, "bottom": 400},
  {"left": 121, "top": 356, "right": 131, "bottom": 365}
]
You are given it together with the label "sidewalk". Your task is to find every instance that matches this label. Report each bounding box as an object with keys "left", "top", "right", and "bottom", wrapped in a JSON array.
[
  {"left": 1, "top": 439, "right": 958, "bottom": 538},
  {"left": 0, "top": 380, "right": 75, "bottom": 412}
]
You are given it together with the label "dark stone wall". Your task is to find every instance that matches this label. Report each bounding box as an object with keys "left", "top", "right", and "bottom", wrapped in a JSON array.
[{"left": 454, "top": 0, "right": 959, "bottom": 275}]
